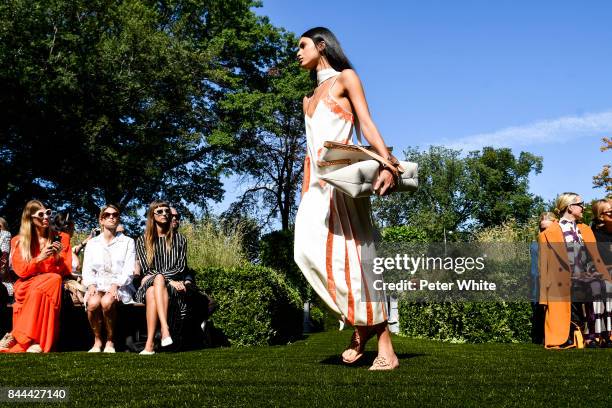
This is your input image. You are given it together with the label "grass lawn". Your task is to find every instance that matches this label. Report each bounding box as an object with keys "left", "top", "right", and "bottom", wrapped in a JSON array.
[{"left": 0, "top": 330, "right": 610, "bottom": 407}]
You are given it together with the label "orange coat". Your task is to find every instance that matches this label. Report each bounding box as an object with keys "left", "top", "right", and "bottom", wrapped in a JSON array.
[
  {"left": 538, "top": 222, "right": 610, "bottom": 348},
  {"left": 8, "top": 232, "right": 71, "bottom": 352}
]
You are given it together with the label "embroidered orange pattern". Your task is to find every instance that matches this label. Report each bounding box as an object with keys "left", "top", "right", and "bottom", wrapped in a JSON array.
[{"left": 323, "top": 96, "right": 354, "bottom": 123}]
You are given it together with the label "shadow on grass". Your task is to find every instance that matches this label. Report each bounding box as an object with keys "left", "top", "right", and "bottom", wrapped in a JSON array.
[{"left": 320, "top": 351, "right": 425, "bottom": 367}]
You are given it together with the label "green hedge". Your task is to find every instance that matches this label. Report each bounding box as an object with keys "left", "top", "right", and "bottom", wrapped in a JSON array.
[
  {"left": 398, "top": 300, "right": 532, "bottom": 343},
  {"left": 196, "top": 264, "right": 303, "bottom": 347},
  {"left": 259, "top": 230, "right": 311, "bottom": 300}
]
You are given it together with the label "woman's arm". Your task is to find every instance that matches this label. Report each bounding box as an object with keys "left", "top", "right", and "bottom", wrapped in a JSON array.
[
  {"left": 135, "top": 236, "right": 154, "bottom": 276},
  {"left": 55, "top": 232, "right": 72, "bottom": 277},
  {"left": 10, "top": 236, "right": 53, "bottom": 279},
  {"left": 116, "top": 238, "right": 136, "bottom": 286},
  {"left": 163, "top": 235, "right": 187, "bottom": 279},
  {"left": 339, "top": 70, "right": 391, "bottom": 159},
  {"left": 338, "top": 70, "right": 397, "bottom": 195},
  {"left": 81, "top": 240, "right": 95, "bottom": 289}
]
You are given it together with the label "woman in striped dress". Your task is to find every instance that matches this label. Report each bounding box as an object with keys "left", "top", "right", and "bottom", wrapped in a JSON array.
[
  {"left": 135, "top": 200, "right": 188, "bottom": 354},
  {"left": 294, "top": 27, "right": 400, "bottom": 370}
]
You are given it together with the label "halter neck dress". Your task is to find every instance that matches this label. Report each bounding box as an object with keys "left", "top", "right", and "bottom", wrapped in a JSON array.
[{"left": 294, "top": 73, "right": 387, "bottom": 326}]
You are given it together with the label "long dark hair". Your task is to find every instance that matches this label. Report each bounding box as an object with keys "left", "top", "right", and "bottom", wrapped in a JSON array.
[{"left": 301, "top": 27, "right": 354, "bottom": 82}]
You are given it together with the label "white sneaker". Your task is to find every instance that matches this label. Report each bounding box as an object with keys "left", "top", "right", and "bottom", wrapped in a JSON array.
[
  {"left": 103, "top": 345, "right": 115, "bottom": 353},
  {"left": 139, "top": 349, "right": 155, "bottom": 355},
  {"left": 26, "top": 344, "right": 42, "bottom": 353},
  {"left": 161, "top": 336, "right": 173, "bottom": 347}
]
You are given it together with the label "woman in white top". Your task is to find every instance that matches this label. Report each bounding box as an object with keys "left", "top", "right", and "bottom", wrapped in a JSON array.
[
  {"left": 82, "top": 204, "right": 136, "bottom": 353},
  {"left": 294, "top": 27, "right": 400, "bottom": 370}
]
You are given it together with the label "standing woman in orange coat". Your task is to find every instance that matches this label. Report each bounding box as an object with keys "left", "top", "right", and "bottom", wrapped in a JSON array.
[
  {"left": 538, "top": 192, "right": 611, "bottom": 348},
  {"left": 0, "top": 200, "right": 71, "bottom": 353}
]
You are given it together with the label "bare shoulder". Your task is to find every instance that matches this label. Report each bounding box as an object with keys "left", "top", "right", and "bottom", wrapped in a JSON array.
[{"left": 338, "top": 69, "right": 361, "bottom": 86}]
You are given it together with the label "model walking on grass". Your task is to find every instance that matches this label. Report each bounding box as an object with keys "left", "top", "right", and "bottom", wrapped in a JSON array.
[{"left": 294, "top": 27, "right": 400, "bottom": 370}]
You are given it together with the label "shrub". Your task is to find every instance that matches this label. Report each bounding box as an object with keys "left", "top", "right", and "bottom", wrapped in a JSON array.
[
  {"left": 181, "top": 219, "right": 248, "bottom": 269},
  {"left": 259, "top": 229, "right": 311, "bottom": 300},
  {"left": 381, "top": 225, "right": 429, "bottom": 243},
  {"left": 398, "top": 300, "right": 532, "bottom": 343},
  {"left": 196, "top": 264, "right": 303, "bottom": 346}
]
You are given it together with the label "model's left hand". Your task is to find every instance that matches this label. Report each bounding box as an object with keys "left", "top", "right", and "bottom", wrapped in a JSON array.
[{"left": 373, "top": 168, "right": 396, "bottom": 196}]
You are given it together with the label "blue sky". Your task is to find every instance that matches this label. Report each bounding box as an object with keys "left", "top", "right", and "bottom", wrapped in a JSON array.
[{"left": 215, "top": 1, "right": 612, "bottom": 214}]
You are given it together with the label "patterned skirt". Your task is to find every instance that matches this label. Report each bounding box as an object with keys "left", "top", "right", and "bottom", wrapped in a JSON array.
[{"left": 135, "top": 275, "right": 187, "bottom": 336}]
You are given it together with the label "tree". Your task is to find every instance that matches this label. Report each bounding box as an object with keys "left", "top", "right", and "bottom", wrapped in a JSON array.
[
  {"left": 216, "top": 32, "right": 312, "bottom": 231},
  {"left": 0, "top": 0, "right": 284, "bottom": 231},
  {"left": 464, "top": 147, "right": 543, "bottom": 228},
  {"left": 372, "top": 145, "right": 544, "bottom": 240},
  {"left": 593, "top": 137, "right": 612, "bottom": 198}
]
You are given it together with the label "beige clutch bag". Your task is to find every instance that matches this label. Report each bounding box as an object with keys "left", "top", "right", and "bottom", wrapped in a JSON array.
[{"left": 319, "top": 159, "right": 418, "bottom": 198}]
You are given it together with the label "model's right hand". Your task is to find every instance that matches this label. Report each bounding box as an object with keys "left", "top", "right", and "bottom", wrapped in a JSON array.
[
  {"left": 36, "top": 244, "right": 57, "bottom": 262},
  {"left": 374, "top": 168, "right": 396, "bottom": 196}
]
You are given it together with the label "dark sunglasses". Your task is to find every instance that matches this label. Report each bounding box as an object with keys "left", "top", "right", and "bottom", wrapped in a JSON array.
[
  {"left": 171, "top": 214, "right": 180, "bottom": 220},
  {"left": 153, "top": 208, "right": 171, "bottom": 216},
  {"left": 32, "top": 209, "right": 52, "bottom": 219},
  {"left": 571, "top": 201, "right": 584, "bottom": 208},
  {"left": 101, "top": 212, "right": 120, "bottom": 219}
]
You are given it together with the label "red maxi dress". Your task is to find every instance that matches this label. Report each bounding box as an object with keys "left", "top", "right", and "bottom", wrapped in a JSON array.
[{"left": 6, "top": 233, "right": 71, "bottom": 352}]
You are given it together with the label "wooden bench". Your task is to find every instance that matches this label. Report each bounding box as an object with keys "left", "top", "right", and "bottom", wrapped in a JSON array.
[{"left": 0, "top": 291, "right": 214, "bottom": 352}]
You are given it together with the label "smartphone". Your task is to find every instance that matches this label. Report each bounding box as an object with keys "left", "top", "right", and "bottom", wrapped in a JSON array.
[{"left": 53, "top": 235, "right": 61, "bottom": 244}]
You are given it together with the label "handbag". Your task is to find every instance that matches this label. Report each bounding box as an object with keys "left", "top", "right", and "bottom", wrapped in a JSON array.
[{"left": 317, "top": 120, "right": 418, "bottom": 198}]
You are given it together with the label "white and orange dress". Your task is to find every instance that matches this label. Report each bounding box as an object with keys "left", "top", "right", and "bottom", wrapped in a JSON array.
[{"left": 294, "top": 69, "right": 387, "bottom": 327}]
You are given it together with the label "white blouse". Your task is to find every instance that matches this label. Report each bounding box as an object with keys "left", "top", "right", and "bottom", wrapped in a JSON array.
[{"left": 82, "top": 233, "right": 136, "bottom": 303}]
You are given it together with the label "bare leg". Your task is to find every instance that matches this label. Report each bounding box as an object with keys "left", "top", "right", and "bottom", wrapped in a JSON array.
[
  {"left": 144, "top": 287, "right": 157, "bottom": 352},
  {"left": 153, "top": 274, "right": 171, "bottom": 339},
  {"left": 101, "top": 293, "right": 117, "bottom": 348},
  {"left": 371, "top": 322, "right": 399, "bottom": 370},
  {"left": 87, "top": 292, "right": 103, "bottom": 349}
]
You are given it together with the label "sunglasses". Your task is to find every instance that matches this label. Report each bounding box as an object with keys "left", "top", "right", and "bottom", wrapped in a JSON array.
[
  {"left": 153, "top": 208, "right": 171, "bottom": 216},
  {"left": 171, "top": 214, "right": 180, "bottom": 220},
  {"left": 32, "top": 209, "right": 52, "bottom": 219},
  {"left": 571, "top": 201, "right": 584, "bottom": 208},
  {"left": 101, "top": 211, "right": 120, "bottom": 219}
]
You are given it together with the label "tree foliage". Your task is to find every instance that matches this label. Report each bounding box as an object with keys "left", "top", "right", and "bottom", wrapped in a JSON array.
[
  {"left": 373, "top": 145, "right": 544, "bottom": 240},
  {"left": 216, "top": 32, "right": 311, "bottom": 231},
  {"left": 593, "top": 137, "right": 612, "bottom": 198},
  {"left": 0, "top": 0, "right": 284, "bottom": 231}
]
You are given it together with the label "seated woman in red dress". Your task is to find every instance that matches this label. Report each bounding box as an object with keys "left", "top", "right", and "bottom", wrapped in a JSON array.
[{"left": 0, "top": 200, "right": 71, "bottom": 353}]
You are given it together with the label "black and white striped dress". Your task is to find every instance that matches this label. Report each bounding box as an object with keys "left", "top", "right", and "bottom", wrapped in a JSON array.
[{"left": 134, "top": 233, "right": 188, "bottom": 335}]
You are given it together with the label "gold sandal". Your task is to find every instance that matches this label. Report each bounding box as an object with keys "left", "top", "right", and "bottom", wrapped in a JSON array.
[
  {"left": 342, "top": 330, "right": 364, "bottom": 364},
  {"left": 342, "top": 327, "right": 377, "bottom": 364},
  {"left": 369, "top": 355, "right": 399, "bottom": 371}
]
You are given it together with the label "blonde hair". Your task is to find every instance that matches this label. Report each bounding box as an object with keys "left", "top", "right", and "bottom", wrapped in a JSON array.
[
  {"left": 0, "top": 217, "right": 7, "bottom": 231},
  {"left": 553, "top": 192, "right": 580, "bottom": 218},
  {"left": 143, "top": 200, "right": 174, "bottom": 267},
  {"left": 591, "top": 198, "right": 612, "bottom": 229},
  {"left": 18, "top": 200, "right": 53, "bottom": 262},
  {"left": 539, "top": 212, "right": 557, "bottom": 223}
]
